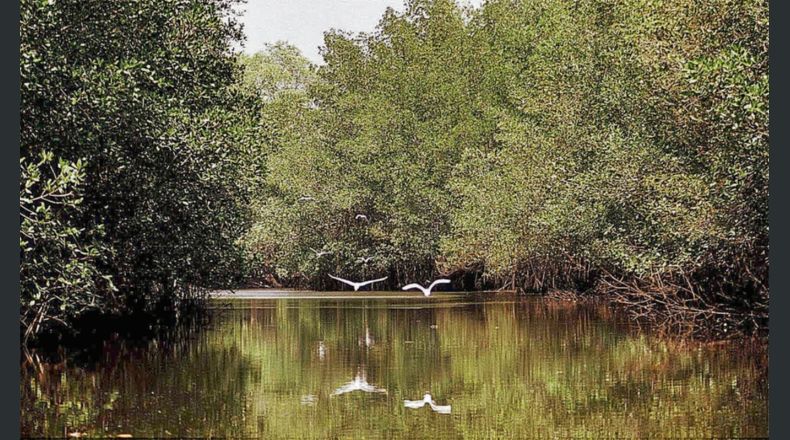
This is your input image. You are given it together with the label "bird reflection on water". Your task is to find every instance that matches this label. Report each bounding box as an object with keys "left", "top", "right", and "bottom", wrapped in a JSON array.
[
  {"left": 359, "top": 327, "right": 374, "bottom": 349},
  {"left": 404, "top": 393, "right": 452, "bottom": 414},
  {"left": 330, "top": 367, "right": 388, "bottom": 396},
  {"left": 300, "top": 394, "right": 317, "bottom": 406}
]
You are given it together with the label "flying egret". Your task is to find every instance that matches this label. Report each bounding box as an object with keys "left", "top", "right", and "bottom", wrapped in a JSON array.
[
  {"left": 309, "top": 247, "right": 333, "bottom": 258},
  {"left": 355, "top": 214, "right": 369, "bottom": 221},
  {"left": 401, "top": 279, "right": 451, "bottom": 296},
  {"left": 357, "top": 256, "right": 374, "bottom": 264},
  {"left": 298, "top": 196, "right": 315, "bottom": 202},
  {"left": 404, "top": 393, "right": 451, "bottom": 414},
  {"left": 331, "top": 369, "right": 387, "bottom": 396},
  {"left": 329, "top": 274, "right": 387, "bottom": 291}
]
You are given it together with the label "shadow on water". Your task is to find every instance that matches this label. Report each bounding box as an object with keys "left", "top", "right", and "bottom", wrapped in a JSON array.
[{"left": 21, "top": 295, "right": 768, "bottom": 438}]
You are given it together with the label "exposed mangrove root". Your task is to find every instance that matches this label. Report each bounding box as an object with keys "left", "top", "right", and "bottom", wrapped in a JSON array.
[{"left": 598, "top": 267, "right": 768, "bottom": 339}]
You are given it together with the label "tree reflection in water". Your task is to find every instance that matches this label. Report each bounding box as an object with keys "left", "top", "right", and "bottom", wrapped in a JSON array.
[{"left": 21, "top": 297, "right": 768, "bottom": 438}]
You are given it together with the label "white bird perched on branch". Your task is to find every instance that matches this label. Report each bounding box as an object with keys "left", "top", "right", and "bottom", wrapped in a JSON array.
[
  {"left": 329, "top": 274, "right": 388, "bottom": 291},
  {"left": 309, "top": 247, "right": 333, "bottom": 258},
  {"left": 404, "top": 393, "right": 451, "bottom": 414},
  {"left": 401, "top": 279, "right": 451, "bottom": 296}
]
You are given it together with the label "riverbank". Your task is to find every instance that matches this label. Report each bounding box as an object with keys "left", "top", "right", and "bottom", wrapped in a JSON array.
[
  {"left": 210, "top": 286, "right": 764, "bottom": 340},
  {"left": 210, "top": 289, "right": 515, "bottom": 299}
]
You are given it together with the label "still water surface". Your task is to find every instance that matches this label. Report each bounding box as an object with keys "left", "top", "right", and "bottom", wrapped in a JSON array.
[{"left": 21, "top": 294, "right": 768, "bottom": 438}]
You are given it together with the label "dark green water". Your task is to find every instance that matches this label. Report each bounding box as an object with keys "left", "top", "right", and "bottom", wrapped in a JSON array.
[{"left": 21, "top": 295, "right": 768, "bottom": 438}]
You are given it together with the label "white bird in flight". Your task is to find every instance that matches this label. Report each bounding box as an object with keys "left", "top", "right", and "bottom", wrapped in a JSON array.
[
  {"left": 355, "top": 214, "right": 369, "bottom": 221},
  {"left": 309, "top": 247, "right": 333, "bottom": 258},
  {"left": 329, "top": 274, "right": 387, "bottom": 291},
  {"left": 331, "top": 370, "right": 387, "bottom": 396},
  {"left": 357, "top": 256, "right": 374, "bottom": 264},
  {"left": 298, "top": 196, "right": 315, "bottom": 202},
  {"left": 404, "top": 393, "right": 452, "bottom": 414},
  {"left": 401, "top": 279, "right": 451, "bottom": 296}
]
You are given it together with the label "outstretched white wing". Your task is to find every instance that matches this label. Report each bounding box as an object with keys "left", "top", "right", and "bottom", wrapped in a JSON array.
[
  {"left": 358, "top": 276, "right": 388, "bottom": 288},
  {"left": 405, "top": 394, "right": 450, "bottom": 413},
  {"left": 401, "top": 283, "right": 425, "bottom": 292},
  {"left": 429, "top": 402, "right": 452, "bottom": 414},
  {"left": 359, "top": 383, "right": 388, "bottom": 394},
  {"left": 332, "top": 374, "right": 387, "bottom": 396},
  {"left": 329, "top": 274, "right": 356, "bottom": 288},
  {"left": 404, "top": 399, "right": 428, "bottom": 409},
  {"left": 331, "top": 381, "right": 359, "bottom": 396},
  {"left": 429, "top": 279, "right": 451, "bottom": 291}
]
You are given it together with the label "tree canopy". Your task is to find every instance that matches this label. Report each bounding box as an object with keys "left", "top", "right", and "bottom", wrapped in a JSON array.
[
  {"left": 20, "top": 0, "right": 265, "bottom": 340},
  {"left": 242, "top": 0, "right": 768, "bottom": 334},
  {"left": 20, "top": 0, "right": 769, "bottom": 339}
]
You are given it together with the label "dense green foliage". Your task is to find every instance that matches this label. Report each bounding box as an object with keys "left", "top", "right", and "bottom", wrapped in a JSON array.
[
  {"left": 20, "top": 152, "right": 112, "bottom": 340},
  {"left": 20, "top": 0, "right": 768, "bottom": 338},
  {"left": 243, "top": 0, "right": 768, "bottom": 332},
  {"left": 20, "top": 0, "right": 264, "bottom": 340}
]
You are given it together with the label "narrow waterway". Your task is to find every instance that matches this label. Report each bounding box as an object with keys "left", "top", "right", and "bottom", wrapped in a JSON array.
[{"left": 21, "top": 293, "right": 768, "bottom": 438}]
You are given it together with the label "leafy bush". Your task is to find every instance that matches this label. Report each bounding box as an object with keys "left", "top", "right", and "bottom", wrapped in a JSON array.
[
  {"left": 20, "top": 152, "right": 113, "bottom": 341},
  {"left": 20, "top": 0, "right": 264, "bottom": 340}
]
